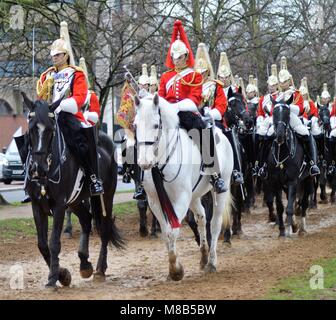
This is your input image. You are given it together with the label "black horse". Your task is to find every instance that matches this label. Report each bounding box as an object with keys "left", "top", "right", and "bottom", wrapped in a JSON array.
[
  {"left": 266, "top": 96, "right": 312, "bottom": 237},
  {"left": 223, "top": 87, "right": 254, "bottom": 243},
  {"left": 314, "top": 104, "right": 336, "bottom": 204},
  {"left": 21, "top": 93, "right": 124, "bottom": 288}
]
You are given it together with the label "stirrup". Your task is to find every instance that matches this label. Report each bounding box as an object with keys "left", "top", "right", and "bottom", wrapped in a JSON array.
[
  {"left": 309, "top": 163, "right": 320, "bottom": 177},
  {"left": 258, "top": 165, "right": 268, "bottom": 180},
  {"left": 90, "top": 175, "right": 104, "bottom": 196},
  {"left": 232, "top": 170, "right": 244, "bottom": 185},
  {"left": 133, "top": 184, "right": 146, "bottom": 200},
  {"left": 211, "top": 174, "right": 228, "bottom": 194}
]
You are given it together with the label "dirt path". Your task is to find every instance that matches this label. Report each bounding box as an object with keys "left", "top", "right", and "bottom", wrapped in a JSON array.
[{"left": 1, "top": 199, "right": 336, "bottom": 300}]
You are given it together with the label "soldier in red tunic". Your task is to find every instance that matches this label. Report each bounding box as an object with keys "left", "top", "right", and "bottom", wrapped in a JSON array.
[
  {"left": 194, "top": 42, "right": 243, "bottom": 186},
  {"left": 36, "top": 37, "right": 104, "bottom": 195},
  {"left": 158, "top": 20, "right": 227, "bottom": 193}
]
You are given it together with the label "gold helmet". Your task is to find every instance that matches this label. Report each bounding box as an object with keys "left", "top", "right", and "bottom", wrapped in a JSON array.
[
  {"left": 59, "top": 21, "right": 75, "bottom": 65},
  {"left": 246, "top": 74, "right": 257, "bottom": 94},
  {"left": 267, "top": 64, "right": 279, "bottom": 86},
  {"left": 194, "top": 43, "right": 215, "bottom": 79},
  {"left": 138, "top": 64, "right": 150, "bottom": 85},
  {"left": 321, "top": 83, "right": 331, "bottom": 99},
  {"left": 50, "top": 37, "right": 68, "bottom": 57},
  {"left": 217, "top": 52, "right": 235, "bottom": 84},
  {"left": 299, "top": 77, "right": 310, "bottom": 98},
  {"left": 278, "top": 56, "right": 293, "bottom": 84},
  {"left": 149, "top": 65, "right": 158, "bottom": 86}
]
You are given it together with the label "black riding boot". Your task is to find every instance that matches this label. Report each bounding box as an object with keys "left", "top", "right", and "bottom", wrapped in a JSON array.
[
  {"left": 258, "top": 136, "right": 272, "bottom": 180},
  {"left": 81, "top": 127, "right": 104, "bottom": 196},
  {"left": 300, "top": 134, "right": 320, "bottom": 176},
  {"left": 252, "top": 134, "right": 260, "bottom": 176},
  {"left": 202, "top": 127, "right": 227, "bottom": 193},
  {"left": 132, "top": 145, "right": 146, "bottom": 200},
  {"left": 133, "top": 163, "right": 146, "bottom": 200},
  {"left": 223, "top": 129, "right": 244, "bottom": 185},
  {"left": 328, "top": 138, "right": 336, "bottom": 176}
]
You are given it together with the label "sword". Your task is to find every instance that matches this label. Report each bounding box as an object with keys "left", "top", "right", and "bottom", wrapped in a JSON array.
[{"left": 123, "top": 65, "right": 141, "bottom": 93}]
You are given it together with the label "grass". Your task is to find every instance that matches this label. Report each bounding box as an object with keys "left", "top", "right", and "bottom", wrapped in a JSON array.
[
  {"left": 265, "top": 258, "right": 336, "bottom": 300},
  {"left": 0, "top": 201, "right": 138, "bottom": 240},
  {"left": 116, "top": 189, "right": 134, "bottom": 194}
]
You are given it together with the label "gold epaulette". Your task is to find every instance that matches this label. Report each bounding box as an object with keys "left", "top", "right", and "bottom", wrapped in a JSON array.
[
  {"left": 214, "top": 79, "right": 224, "bottom": 87},
  {"left": 36, "top": 67, "right": 55, "bottom": 102},
  {"left": 69, "top": 65, "right": 84, "bottom": 73}
]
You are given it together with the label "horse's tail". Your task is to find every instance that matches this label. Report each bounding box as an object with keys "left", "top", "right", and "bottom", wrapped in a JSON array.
[
  {"left": 91, "top": 196, "right": 126, "bottom": 250},
  {"left": 222, "top": 191, "right": 233, "bottom": 229}
]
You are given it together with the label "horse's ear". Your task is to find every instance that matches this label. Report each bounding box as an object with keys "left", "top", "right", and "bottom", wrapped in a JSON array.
[
  {"left": 227, "top": 86, "right": 233, "bottom": 99},
  {"left": 21, "top": 92, "right": 34, "bottom": 112},
  {"left": 238, "top": 86, "right": 242, "bottom": 94},
  {"left": 153, "top": 93, "right": 159, "bottom": 107},
  {"left": 286, "top": 94, "right": 294, "bottom": 106},
  {"left": 134, "top": 95, "right": 140, "bottom": 108},
  {"left": 50, "top": 97, "right": 63, "bottom": 112}
]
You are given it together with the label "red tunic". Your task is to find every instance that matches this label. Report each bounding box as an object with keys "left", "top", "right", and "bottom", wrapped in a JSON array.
[
  {"left": 158, "top": 68, "right": 203, "bottom": 106},
  {"left": 291, "top": 90, "right": 304, "bottom": 115},
  {"left": 213, "top": 82, "right": 227, "bottom": 115},
  {"left": 257, "top": 93, "right": 278, "bottom": 117},
  {"left": 87, "top": 91, "right": 101, "bottom": 126},
  {"left": 38, "top": 66, "right": 87, "bottom": 123},
  {"left": 307, "top": 100, "right": 318, "bottom": 118}
]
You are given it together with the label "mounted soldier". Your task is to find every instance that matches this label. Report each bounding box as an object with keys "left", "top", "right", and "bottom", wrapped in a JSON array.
[
  {"left": 194, "top": 43, "right": 243, "bottom": 186},
  {"left": 276, "top": 57, "right": 319, "bottom": 177},
  {"left": 158, "top": 20, "right": 227, "bottom": 192},
  {"left": 246, "top": 75, "right": 259, "bottom": 120},
  {"left": 216, "top": 52, "right": 238, "bottom": 97},
  {"left": 254, "top": 64, "right": 279, "bottom": 178},
  {"left": 16, "top": 21, "right": 103, "bottom": 196}
]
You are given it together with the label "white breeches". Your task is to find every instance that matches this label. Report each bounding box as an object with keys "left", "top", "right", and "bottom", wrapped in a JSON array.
[
  {"left": 289, "top": 113, "right": 309, "bottom": 136},
  {"left": 256, "top": 116, "right": 273, "bottom": 136},
  {"left": 310, "top": 116, "right": 322, "bottom": 136}
]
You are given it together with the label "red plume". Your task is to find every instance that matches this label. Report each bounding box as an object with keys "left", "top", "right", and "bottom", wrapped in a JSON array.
[{"left": 165, "top": 20, "right": 194, "bottom": 69}]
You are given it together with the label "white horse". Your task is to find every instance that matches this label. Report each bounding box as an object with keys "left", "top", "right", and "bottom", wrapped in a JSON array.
[{"left": 134, "top": 93, "right": 233, "bottom": 280}]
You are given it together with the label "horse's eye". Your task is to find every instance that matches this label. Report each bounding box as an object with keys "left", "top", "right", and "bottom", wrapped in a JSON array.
[{"left": 154, "top": 124, "right": 159, "bottom": 129}]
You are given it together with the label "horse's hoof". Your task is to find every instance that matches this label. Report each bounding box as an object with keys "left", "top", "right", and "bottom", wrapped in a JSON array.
[
  {"left": 299, "top": 229, "right": 308, "bottom": 237},
  {"left": 278, "top": 233, "right": 286, "bottom": 239},
  {"left": 45, "top": 283, "right": 58, "bottom": 291},
  {"left": 93, "top": 271, "right": 106, "bottom": 282},
  {"left": 139, "top": 227, "right": 149, "bottom": 238},
  {"left": 80, "top": 265, "right": 94, "bottom": 279},
  {"left": 59, "top": 268, "right": 72, "bottom": 287},
  {"left": 204, "top": 264, "right": 216, "bottom": 274},
  {"left": 169, "top": 264, "right": 184, "bottom": 281},
  {"left": 150, "top": 233, "right": 158, "bottom": 239},
  {"left": 223, "top": 240, "right": 232, "bottom": 248},
  {"left": 291, "top": 223, "right": 298, "bottom": 233}
]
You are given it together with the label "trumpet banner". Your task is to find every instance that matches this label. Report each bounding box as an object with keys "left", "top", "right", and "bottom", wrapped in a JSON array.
[{"left": 116, "top": 81, "right": 136, "bottom": 131}]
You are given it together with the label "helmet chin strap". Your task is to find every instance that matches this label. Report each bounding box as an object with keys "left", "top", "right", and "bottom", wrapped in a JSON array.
[{"left": 53, "top": 52, "right": 69, "bottom": 69}]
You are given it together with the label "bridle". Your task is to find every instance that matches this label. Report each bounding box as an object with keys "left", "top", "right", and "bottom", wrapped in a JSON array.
[
  {"left": 136, "top": 106, "right": 182, "bottom": 183},
  {"left": 27, "top": 110, "right": 56, "bottom": 181}
]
